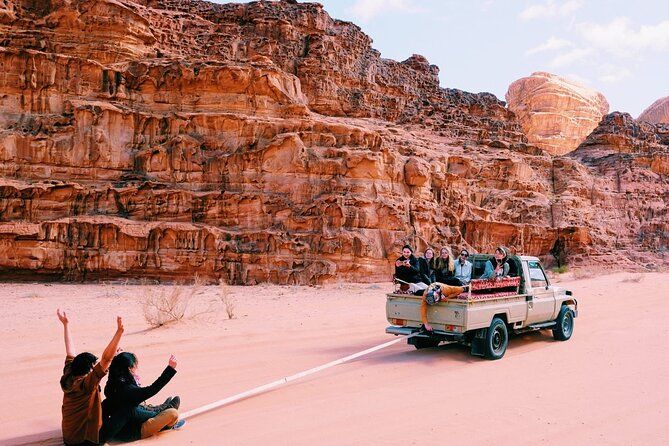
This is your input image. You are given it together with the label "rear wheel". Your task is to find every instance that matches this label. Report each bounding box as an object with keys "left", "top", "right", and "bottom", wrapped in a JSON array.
[
  {"left": 553, "top": 306, "right": 575, "bottom": 341},
  {"left": 484, "top": 317, "right": 508, "bottom": 360},
  {"left": 412, "top": 337, "right": 441, "bottom": 349}
]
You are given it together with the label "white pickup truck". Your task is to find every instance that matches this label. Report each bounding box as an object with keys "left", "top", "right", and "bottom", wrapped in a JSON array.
[{"left": 386, "top": 255, "right": 578, "bottom": 359}]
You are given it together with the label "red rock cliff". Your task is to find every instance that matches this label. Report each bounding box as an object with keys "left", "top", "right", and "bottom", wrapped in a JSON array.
[{"left": 0, "top": 0, "right": 665, "bottom": 283}]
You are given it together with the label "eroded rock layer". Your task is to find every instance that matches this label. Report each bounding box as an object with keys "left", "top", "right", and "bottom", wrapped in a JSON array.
[
  {"left": 0, "top": 0, "right": 665, "bottom": 283},
  {"left": 506, "top": 72, "right": 609, "bottom": 156}
]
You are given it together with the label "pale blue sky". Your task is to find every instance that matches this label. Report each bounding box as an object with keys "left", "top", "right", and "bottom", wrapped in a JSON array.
[{"left": 213, "top": 0, "right": 669, "bottom": 116}]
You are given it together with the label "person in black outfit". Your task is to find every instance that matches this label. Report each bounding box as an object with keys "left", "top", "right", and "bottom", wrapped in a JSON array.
[
  {"left": 101, "top": 352, "right": 183, "bottom": 442},
  {"left": 417, "top": 248, "right": 436, "bottom": 284},
  {"left": 394, "top": 244, "right": 428, "bottom": 294}
]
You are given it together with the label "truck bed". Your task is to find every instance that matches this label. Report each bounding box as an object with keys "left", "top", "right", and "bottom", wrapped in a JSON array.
[{"left": 386, "top": 290, "right": 530, "bottom": 333}]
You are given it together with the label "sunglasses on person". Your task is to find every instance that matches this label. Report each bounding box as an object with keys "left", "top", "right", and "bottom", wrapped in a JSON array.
[{"left": 460, "top": 252, "right": 468, "bottom": 257}]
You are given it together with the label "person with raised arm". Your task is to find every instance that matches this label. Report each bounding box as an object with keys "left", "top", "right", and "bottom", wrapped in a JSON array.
[
  {"left": 101, "top": 352, "right": 184, "bottom": 442},
  {"left": 58, "top": 310, "right": 124, "bottom": 445}
]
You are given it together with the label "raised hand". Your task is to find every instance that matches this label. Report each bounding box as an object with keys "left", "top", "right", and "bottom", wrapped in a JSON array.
[
  {"left": 168, "top": 354, "right": 178, "bottom": 370},
  {"left": 57, "top": 309, "right": 69, "bottom": 325},
  {"left": 58, "top": 309, "right": 75, "bottom": 356},
  {"left": 116, "top": 316, "right": 124, "bottom": 333}
]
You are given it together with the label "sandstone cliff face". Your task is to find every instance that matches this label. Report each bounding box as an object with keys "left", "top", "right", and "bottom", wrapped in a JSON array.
[
  {"left": 506, "top": 72, "right": 609, "bottom": 156},
  {"left": 0, "top": 1, "right": 665, "bottom": 283},
  {"left": 553, "top": 112, "right": 668, "bottom": 268},
  {"left": 638, "top": 96, "right": 669, "bottom": 124}
]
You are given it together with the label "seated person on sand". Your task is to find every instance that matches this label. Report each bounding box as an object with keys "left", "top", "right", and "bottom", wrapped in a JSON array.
[
  {"left": 395, "top": 244, "right": 428, "bottom": 293},
  {"left": 480, "top": 246, "right": 510, "bottom": 280},
  {"left": 101, "top": 352, "right": 184, "bottom": 442},
  {"left": 420, "top": 282, "right": 465, "bottom": 332},
  {"left": 434, "top": 247, "right": 463, "bottom": 286},
  {"left": 417, "top": 248, "right": 436, "bottom": 284},
  {"left": 454, "top": 249, "right": 473, "bottom": 285},
  {"left": 57, "top": 310, "right": 124, "bottom": 446}
]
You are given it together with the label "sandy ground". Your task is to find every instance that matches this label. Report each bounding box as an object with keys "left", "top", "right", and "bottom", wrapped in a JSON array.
[{"left": 1, "top": 272, "right": 668, "bottom": 446}]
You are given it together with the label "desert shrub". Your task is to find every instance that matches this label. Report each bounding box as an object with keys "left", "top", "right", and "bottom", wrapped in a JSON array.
[
  {"left": 621, "top": 274, "right": 644, "bottom": 283},
  {"left": 218, "top": 280, "right": 236, "bottom": 319},
  {"left": 142, "top": 286, "right": 190, "bottom": 328},
  {"left": 551, "top": 265, "right": 569, "bottom": 274},
  {"left": 141, "top": 275, "right": 210, "bottom": 327}
]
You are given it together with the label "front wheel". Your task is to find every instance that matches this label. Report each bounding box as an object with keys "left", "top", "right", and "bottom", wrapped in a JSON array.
[
  {"left": 484, "top": 317, "right": 508, "bottom": 360},
  {"left": 553, "top": 306, "right": 575, "bottom": 341}
]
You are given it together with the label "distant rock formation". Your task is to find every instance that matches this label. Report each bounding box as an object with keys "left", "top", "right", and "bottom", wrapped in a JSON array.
[
  {"left": 0, "top": 1, "right": 665, "bottom": 283},
  {"left": 638, "top": 96, "right": 669, "bottom": 124},
  {"left": 506, "top": 72, "right": 609, "bottom": 156}
]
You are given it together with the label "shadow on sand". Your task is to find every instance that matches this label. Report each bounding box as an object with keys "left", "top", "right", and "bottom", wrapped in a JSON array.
[{"left": 1, "top": 429, "right": 62, "bottom": 446}]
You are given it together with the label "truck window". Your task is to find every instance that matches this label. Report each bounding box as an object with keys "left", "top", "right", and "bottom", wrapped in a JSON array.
[{"left": 528, "top": 261, "right": 548, "bottom": 289}]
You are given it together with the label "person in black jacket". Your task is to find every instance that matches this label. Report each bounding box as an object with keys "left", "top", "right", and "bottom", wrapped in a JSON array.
[
  {"left": 434, "top": 246, "right": 463, "bottom": 286},
  {"left": 417, "top": 248, "right": 436, "bottom": 284},
  {"left": 100, "top": 352, "right": 183, "bottom": 442},
  {"left": 394, "top": 245, "right": 428, "bottom": 294}
]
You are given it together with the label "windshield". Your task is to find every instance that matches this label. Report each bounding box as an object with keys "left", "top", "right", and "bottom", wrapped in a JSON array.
[{"left": 528, "top": 261, "right": 548, "bottom": 289}]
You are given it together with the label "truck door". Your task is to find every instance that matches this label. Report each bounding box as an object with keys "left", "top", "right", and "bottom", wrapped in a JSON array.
[{"left": 524, "top": 260, "right": 556, "bottom": 324}]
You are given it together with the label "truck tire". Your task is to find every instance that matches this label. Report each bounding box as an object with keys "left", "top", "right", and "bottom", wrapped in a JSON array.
[
  {"left": 553, "top": 305, "right": 575, "bottom": 341},
  {"left": 412, "top": 337, "right": 441, "bottom": 349},
  {"left": 484, "top": 317, "right": 508, "bottom": 360}
]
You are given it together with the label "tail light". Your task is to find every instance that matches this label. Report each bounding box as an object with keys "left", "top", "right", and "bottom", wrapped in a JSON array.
[{"left": 391, "top": 318, "right": 406, "bottom": 326}]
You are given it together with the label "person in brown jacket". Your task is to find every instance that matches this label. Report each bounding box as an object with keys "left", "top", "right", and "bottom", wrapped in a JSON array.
[
  {"left": 420, "top": 282, "right": 465, "bottom": 332},
  {"left": 58, "top": 309, "right": 124, "bottom": 445}
]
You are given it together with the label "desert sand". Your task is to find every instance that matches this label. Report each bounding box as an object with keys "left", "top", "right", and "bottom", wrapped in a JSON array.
[{"left": 2, "top": 272, "right": 668, "bottom": 446}]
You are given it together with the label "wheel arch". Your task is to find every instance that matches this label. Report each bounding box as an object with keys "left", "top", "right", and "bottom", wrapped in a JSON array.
[
  {"left": 561, "top": 299, "right": 578, "bottom": 311},
  {"left": 493, "top": 312, "right": 510, "bottom": 325}
]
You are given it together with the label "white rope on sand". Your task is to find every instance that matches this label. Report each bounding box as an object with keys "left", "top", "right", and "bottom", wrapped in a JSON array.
[
  {"left": 181, "top": 333, "right": 418, "bottom": 420},
  {"left": 10, "top": 334, "right": 417, "bottom": 444}
]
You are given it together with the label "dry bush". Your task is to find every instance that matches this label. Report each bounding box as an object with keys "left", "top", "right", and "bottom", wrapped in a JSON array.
[
  {"left": 141, "top": 275, "right": 215, "bottom": 327},
  {"left": 551, "top": 265, "right": 569, "bottom": 274},
  {"left": 218, "top": 280, "right": 236, "bottom": 319},
  {"left": 142, "top": 286, "right": 190, "bottom": 328},
  {"left": 621, "top": 274, "right": 644, "bottom": 283}
]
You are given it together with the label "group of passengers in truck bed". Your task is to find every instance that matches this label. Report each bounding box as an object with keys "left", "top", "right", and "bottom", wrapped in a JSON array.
[{"left": 394, "top": 244, "right": 511, "bottom": 295}]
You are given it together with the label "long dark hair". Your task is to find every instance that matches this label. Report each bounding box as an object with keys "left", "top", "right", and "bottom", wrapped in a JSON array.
[{"left": 105, "top": 352, "right": 138, "bottom": 397}]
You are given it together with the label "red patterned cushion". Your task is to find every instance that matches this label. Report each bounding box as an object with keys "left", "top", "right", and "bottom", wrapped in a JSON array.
[{"left": 470, "top": 276, "right": 520, "bottom": 291}]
